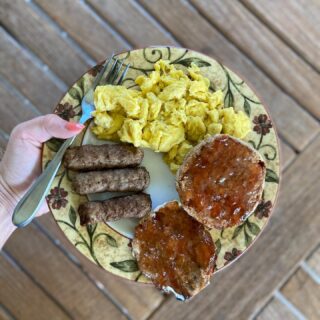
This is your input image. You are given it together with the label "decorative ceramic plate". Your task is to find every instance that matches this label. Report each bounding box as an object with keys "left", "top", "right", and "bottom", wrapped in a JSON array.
[{"left": 42, "top": 47, "right": 280, "bottom": 283}]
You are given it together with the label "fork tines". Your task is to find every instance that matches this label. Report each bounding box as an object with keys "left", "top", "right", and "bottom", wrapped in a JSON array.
[{"left": 104, "top": 56, "right": 130, "bottom": 86}]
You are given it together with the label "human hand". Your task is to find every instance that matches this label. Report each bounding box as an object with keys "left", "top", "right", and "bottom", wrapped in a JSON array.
[{"left": 0, "top": 114, "right": 84, "bottom": 247}]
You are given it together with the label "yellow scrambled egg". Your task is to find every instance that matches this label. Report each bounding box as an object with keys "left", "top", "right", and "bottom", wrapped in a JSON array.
[{"left": 92, "top": 60, "right": 251, "bottom": 172}]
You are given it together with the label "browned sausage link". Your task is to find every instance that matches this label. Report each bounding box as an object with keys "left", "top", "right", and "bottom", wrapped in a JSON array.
[
  {"left": 72, "top": 167, "right": 150, "bottom": 194},
  {"left": 64, "top": 144, "right": 144, "bottom": 171},
  {"left": 79, "top": 193, "right": 152, "bottom": 225}
]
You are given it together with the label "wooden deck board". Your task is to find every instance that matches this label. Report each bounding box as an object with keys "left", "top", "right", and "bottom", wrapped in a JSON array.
[
  {"left": 34, "top": 0, "right": 130, "bottom": 61},
  {"left": 0, "top": 252, "right": 69, "bottom": 320},
  {"left": 244, "top": 0, "right": 320, "bottom": 72},
  {"left": 0, "top": 80, "right": 39, "bottom": 134},
  {"left": 191, "top": 0, "right": 320, "bottom": 119},
  {"left": 256, "top": 298, "right": 297, "bottom": 320},
  {"left": 3, "top": 224, "right": 127, "bottom": 320},
  {"left": 0, "top": 0, "right": 90, "bottom": 85},
  {"left": 87, "top": 0, "right": 177, "bottom": 47},
  {"left": 0, "top": 27, "right": 63, "bottom": 114},
  {"left": 306, "top": 245, "right": 320, "bottom": 275},
  {"left": 281, "top": 268, "right": 320, "bottom": 320},
  {"left": 139, "top": 0, "right": 320, "bottom": 151}
]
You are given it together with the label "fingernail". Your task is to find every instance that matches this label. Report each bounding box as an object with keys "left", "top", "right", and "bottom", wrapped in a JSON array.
[{"left": 66, "top": 122, "right": 85, "bottom": 131}]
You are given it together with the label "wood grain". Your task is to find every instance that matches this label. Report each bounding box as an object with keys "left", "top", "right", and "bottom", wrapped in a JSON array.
[
  {"left": 3, "top": 224, "right": 127, "bottom": 320},
  {"left": 149, "top": 134, "right": 320, "bottom": 319},
  {"left": 279, "top": 140, "right": 296, "bottom": 171},
  {"left": 0, "top": 252, "right": 69, "bottom": 320},
  {"left": 0, "top": 0, "right": 90, "bottom": 85},
  {"left": 307, "top": 245, "right": 320, "bottom": 275},
  {"left": 139, "top": 0, "right": 320, "bottom": 151},
  {"left": 87, "top": 0, "right": 177, "bottom": 47},
  {"left": 244, "top": 0, "right": 320, "bottom": 72},
  {"left": 0, "top": 27, "right": 63, "bottom": 114},
  {"left": 0, "top": 80, "right": 39, "bottom": 134},
  {"left": 34, "top": 0, "right": 130, "bottom": 61},
  {"left": 256, "top": 298, "right": 297, "bottom": 320},
  {"left": 37, "top": 214, "right": 165, "bottom": 320},
  {"left": 0, "top": 304, "right": 14, "bottom": 320},
  {"left": 191, "top": 0, "right": 320, "bottom": 119},
  {"left": 281, "top": 268, "right": 320, "bottom": 320}
]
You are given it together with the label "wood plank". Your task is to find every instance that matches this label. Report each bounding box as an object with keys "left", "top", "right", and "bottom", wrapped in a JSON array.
[
  {"left": 279, "top": 140, "right": 296, "bottom": 171},
  {"left": 0, "top": 79, "right": 39, "bottom": 134},
  {"left": 306, "top": 245, "right": 320, "bottom": 275},
  {"left": 244, "top": 0, "right": 320, "bottom": 72},
  {"left": 87, "top": 0, "right": 176, "bottom": 47},
  {"left": 0, "top": 0, "right": 90, "bottom": 85},
  {"left": 0, "top": 132, "right": 8, "bottom": 150},
  {"left": 37, "top": 214, "right": 165, "bottom": 320},
  {"left": 34, "top": 0, "right": 130, "bottom": 61},
  {"left": 0, "top": 27, "right": 63, "bottom": 114},
  {"left": 149, "top": 134, "right": 320, "bottom": 319},
  {"left": 191, "top": 0, "right": 320, "bottom": 119},
  {"left": 281, "top": 268, "right": 320, "bottom": 320},
  {"left": 4, "top": 224, "right": 127, "bottom": 320},
  {"left": 0, "top": 304, "right": 14, "bottom": 320},
  {"left": 256, "top": 298, "right": 297, "bottom": 320},
  {"left": 139, "top": 0, "right": 320, "bottom": 152},
  {"left": 0, "top": 252, "right": 69, "bottom": 320}
]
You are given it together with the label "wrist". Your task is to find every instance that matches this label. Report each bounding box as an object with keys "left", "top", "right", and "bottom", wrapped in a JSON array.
[{"left": 0, "top": 175, "right": 17, "bottom": 243}]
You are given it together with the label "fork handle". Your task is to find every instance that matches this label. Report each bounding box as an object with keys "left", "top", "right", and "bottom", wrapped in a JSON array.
[{"left": 12, "top": 136, "right": 76, "bottom": 227}]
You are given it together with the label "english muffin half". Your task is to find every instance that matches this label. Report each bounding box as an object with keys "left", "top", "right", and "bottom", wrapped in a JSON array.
[
  {"left": 176, "top": 134, "right": 266, "bottom": 229},
  {"left": 132, "top": 201, "right": 216, "bottom": 300}
]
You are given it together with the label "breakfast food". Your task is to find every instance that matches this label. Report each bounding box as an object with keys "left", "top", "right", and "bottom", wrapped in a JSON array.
[
  {"left": 177, "top": 134, "right": 266, "bottom": 229},
  {"left": 64, "top": 143, "right": 143, "bottom": 171},
  {"left": 92, "top": 60, "right": 251, "bottom": 172},
  {"left": 132, "top": 201, "right": 216, "bottom": 300},
  {"left": 72, "top": 167, "right": 150, "bottom": 194},
  {"left": 78, "top": 193, "right": 152, "bottom": 225}
]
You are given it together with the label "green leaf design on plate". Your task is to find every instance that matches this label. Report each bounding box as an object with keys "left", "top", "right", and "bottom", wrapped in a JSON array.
[
  {"left": 215, "top": 239, "right": 221, "bottom": 255},
  {"left": 44, "top": 160, "right": 51, "bottom": 169},
  {"left": 69, "top": 206, "right": 77, "bottom": 226},
  {"left": 224, "top": 90, "right": 234, "bottom": 108},
  {"left": 94, "top": 233, "right": 118, "bottom": 247},
  {"left": 86, "top": 224, "right": 97, "bottom": 237},
  {"left": 232, "top": 225, "right": 243, "bottom": 239},
  {"left": 265, "top": 168, "right": 279, "bottom": 184},
  {"left": 243, "top": 99, "right": 251, "bottom": 116},
  {"left": 175, "top": 57, "right": 211, "bottom": 68},
  {"left": 110, "top": 260, "right": 139, "bottom": 272},
  {"left": 246, "top": 221, "right": 260, "bottom": 235},
  {"left": 46, "top": 138, "right": 64, "bottom": 152},
  {"left": 68, "top": 87, "right": 82, "bottom": 102},
  {"left": 244, "top": 232, "right": 252, "bottom": 247}
]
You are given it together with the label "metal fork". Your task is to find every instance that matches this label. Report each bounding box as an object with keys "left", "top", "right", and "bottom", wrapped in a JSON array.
[{"left": 12, "top": 56, "right": 130, "bottom": 227}]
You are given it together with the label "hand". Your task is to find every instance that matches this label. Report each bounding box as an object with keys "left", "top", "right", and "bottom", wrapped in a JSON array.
[{"left": 0, "top": 114, "right": 84, "bottom": 248}]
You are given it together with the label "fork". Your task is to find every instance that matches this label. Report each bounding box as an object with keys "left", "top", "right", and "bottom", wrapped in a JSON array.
[{"left": 12, "top": 56, "right": 130, "bottom": 227}]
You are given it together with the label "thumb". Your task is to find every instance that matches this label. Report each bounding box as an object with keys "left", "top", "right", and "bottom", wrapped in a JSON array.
[{"left": 12, "top": 114, "right": 85, "bottom": 144}]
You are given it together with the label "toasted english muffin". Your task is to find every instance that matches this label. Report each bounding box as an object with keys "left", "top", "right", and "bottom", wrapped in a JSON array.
[{"left": 176, "top": 134, "right": 266, "bottom": 229}]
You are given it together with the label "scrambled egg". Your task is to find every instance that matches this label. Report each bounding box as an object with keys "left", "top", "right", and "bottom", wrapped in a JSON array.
[{"left": 92, "top": 60, "right": 251, "bottom": 172}]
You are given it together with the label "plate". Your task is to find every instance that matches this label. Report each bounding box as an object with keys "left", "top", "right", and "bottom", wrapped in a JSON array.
[{"left": 42, "top": 47, "right": 280, "bottom": 283}]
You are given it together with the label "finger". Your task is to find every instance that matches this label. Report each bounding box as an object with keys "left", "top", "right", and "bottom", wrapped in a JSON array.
[{"left": 11, "top": 114, "right": 85, "bottom": 144}]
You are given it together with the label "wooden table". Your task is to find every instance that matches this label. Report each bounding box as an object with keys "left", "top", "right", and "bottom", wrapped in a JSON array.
[{"left": 0, "top": 1, "right": 319, "bottom": 319}]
